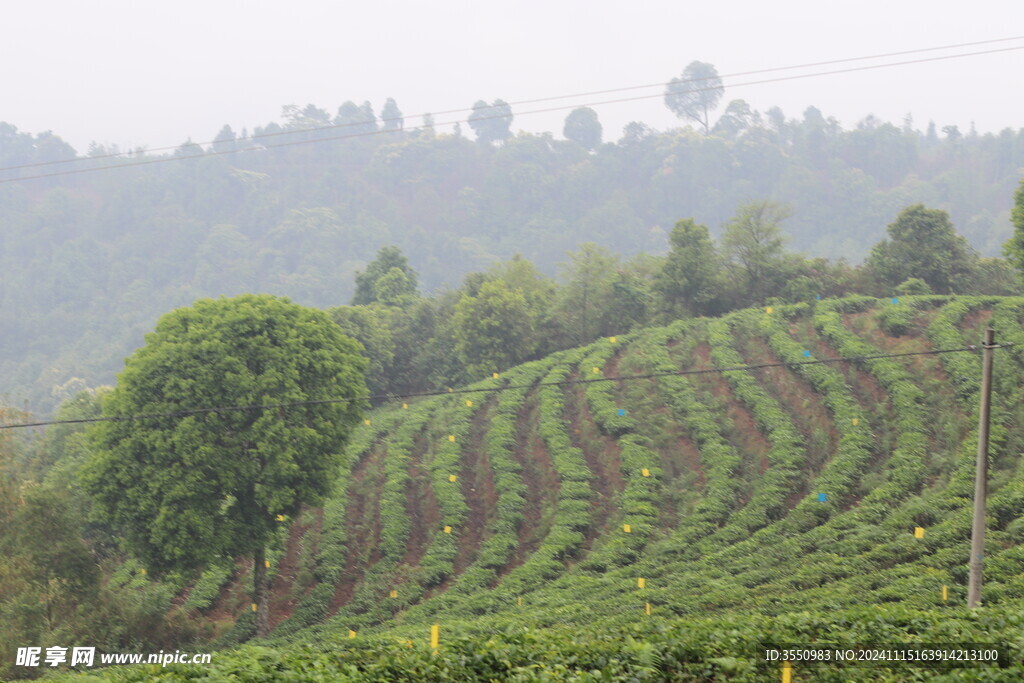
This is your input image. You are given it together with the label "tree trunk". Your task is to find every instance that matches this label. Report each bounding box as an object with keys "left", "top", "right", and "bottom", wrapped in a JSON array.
[{"left": 253, "top": 546, "right": 270, "bottom": 637}]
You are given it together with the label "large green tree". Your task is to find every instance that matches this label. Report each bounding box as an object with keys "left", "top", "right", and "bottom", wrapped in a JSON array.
[
  {"left": 82, "top": 295, "right": 367, "bottom": 637},
  {"left": 867, "top": 204, "right": 978, "bottom": 294}
]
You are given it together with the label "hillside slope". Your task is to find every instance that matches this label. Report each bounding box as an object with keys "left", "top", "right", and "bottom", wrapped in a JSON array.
[
  {"left": 171, "top": 296, "right": 1022, "bottom": 642},
  {"left": 81, "top": 295, "right": 1024, "bottom": 679}
]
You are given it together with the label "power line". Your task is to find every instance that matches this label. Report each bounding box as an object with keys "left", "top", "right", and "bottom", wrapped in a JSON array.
[
  {"left": 3, "top": 42, "right": 1023, "bottom": 185},
  {"left": 0, "top": 343, "right": 1008, "bottom": 431}
]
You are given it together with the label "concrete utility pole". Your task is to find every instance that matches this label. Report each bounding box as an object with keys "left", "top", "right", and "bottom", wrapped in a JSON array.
[{"left": 967, "top": 328, "right": 995, "bottom": 608}]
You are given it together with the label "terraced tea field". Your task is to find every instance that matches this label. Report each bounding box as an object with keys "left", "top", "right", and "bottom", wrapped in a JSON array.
[{"left": 95, "top": 296, "right": 1024, "bottom": 680}]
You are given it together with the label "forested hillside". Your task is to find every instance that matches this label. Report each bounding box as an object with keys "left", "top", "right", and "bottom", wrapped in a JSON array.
[
  {"left": 10, "top": 295, "right": 1024, "bottom": 679},
  {"left": 2, "top": 103, "right": 1024, "bottom": 412}
]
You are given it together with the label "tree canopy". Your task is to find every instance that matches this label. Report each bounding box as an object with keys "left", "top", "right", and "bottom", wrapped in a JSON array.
[
  {"left": 335, "top": 101, "right": 377, "bottom": 134},
  {"left": 654, "top": 218, "right": 723, "bottom": 318},
  {"left": 556, "top": 243, "right": 621, "bottom": 344},
  {"left": 664, "top": 61, "right": 724, "bottom": 134},
  {"left": 867, "top": 204, "right": 978, "bottom": 294},
  {"left": 381, "top": 98, "right": 403, "bottom": 132},
  {"left": 722, "top": 200, "right": 791, "bottom": 301},
  {"left": 563, "top": 107, "right": 602, "bottom": 150},
  {"left": 81, "top": 294, "right": 368, "bottom": 636},
  {"left": 468, "top": 99, "right": 513, "bottom": 143},
  {"left": 453, "top": 279, "right": 535, "bottom": 377},
  {"left": 352, "top": 246, "right": 419, "bottom": 305}
]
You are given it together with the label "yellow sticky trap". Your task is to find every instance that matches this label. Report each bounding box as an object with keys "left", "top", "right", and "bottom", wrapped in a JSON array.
[
  {"left": 782, "top": 661, "right": 792, "bottom": 683},
  {"left": 466, "top": 400, "right": 473, "bottom": 407},
  {"left": 348, "top": 630, "right": 357, "bottom": 639},
  {"left": 251, "top": 603, "right": 257, "bottom": 612},
  {"left": 449, "top": 474, "right": 458, "bottom": 483},
  {"left": 765, "top": 306, "right": 773, "bottom": 314},
  {"left": 389, "top": 590, "right": 398, "bottom": 598},
  {"left": 405, "top": 640, "right": 413, "bottom": 648},
  {"left": 363, "top": 419, "right": 371, "bottom": 426},
  {"left": 517, "top": 597, "right": 522, "bottom": 606},
  {"left": 623, "top": 524, "right": 632, "bottom": 533},
  {"left": 852, "top": 418, "right": 859, "bottom": 426},
  {"left": 430, "top": 623, "right": 440, "bottom": 650},
  {"left": 448, "top": 435, "right": 455, "bottom": 442},
  {"left": 942, "top": 585, "right": 948, "bottom": 601},
  {"left": 448, "top": 387, "right": 453, "bottom": 393},
  {"left": 402, "top": 402, "right": 408, "bottom": 409},
  {"left": 641, "top": 468, "right": 650, "bottom": 477},
  {"left": 492, "top": 373, "right": 500, "bottom": 379},
  {"left": 645, "top": 602, "right": 651, "bottom": 615},
  {"left": 140, "top": 569, "right": 147, "bottom": 575},
  {"left": 444, "top": 526, "right": 452, "bottom": 534},
  {"left": 637, "top": 578, "right": 646, "bottom": 588},
  {"left": 265, "top": 560, "right": 271, "bottom": 568},
  {"left": 276, "top": 514, "right": 285, "bottom": 521},
  {"left": 609, "top": 336, "right": 617, "bottom": 343},
  {"left": 914, "top": 527, "right": 925, "bottom": 539},
  {"left": 592, "top": 367, "right": 600, "bottom": 374}
]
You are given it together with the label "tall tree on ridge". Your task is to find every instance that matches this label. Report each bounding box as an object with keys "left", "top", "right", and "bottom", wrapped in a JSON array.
[
  {"left": 664, "top": 61, "right": 724, "bottom": 134},
  {"left": 563, "top": 107, "right": 602, "bottom": 150},
  {"left": 335, "top": 101, "right": 378, "bottom": 135},
  {"left": 381, "top": 98, "right": 404, "bottom": 131},
  {"left": 468, "top": 99, "right": 513, "bottom": 144}
]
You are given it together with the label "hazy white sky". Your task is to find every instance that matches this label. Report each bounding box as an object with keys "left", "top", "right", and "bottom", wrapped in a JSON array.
[{"left": 3, "top": 1, "right": 1023, "bottom": 153}]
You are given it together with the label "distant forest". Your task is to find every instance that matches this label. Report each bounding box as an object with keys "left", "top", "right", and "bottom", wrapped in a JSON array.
[{"left": 2, "top": 87, "right": 1024, "bottom": 411}]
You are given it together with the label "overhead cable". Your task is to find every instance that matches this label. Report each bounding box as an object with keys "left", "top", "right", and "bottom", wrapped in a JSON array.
[{"left": 0, "top": 343, "right": 1010, "bottom": 430}]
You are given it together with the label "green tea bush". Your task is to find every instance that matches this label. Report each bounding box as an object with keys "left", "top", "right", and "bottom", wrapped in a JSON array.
[
  {"left": 876, "top": 302, "right": 916, "bottom": 336},
  {"left": 581, "top": 337, "right": 637, "bottom": 436}
]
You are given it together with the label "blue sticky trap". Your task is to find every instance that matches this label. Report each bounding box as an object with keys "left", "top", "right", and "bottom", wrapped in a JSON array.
[
  {"left": 803, "top": 350, "right": 811, "bottom": 357},
  {"left": 817, "top": 493, "right": 827, "bottom": 502},
  {"left": 891, "top": 297, "right": 899, "bottom": 304},
  {"left": 617, "top": 408, "right": 626, "bottom": 416},
  {"left": 816, "top": 294, "right": 821, "bottom": 300}
]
